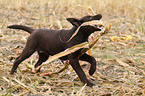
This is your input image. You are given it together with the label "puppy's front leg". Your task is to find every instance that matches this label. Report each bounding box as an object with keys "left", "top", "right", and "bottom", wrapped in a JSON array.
[
  {"left": 68, "top": 54, "right": 94, "bottom": 87},
  {"left": 79, "top": 53, "right": 97, "bottom": 75}
]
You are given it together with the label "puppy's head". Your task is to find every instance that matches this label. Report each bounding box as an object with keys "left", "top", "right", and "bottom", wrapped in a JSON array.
[
  {"left": 66, "top": 13, "right": 102, "bottom": 26},
  {"left": 66, "top": 13, "right": 104, "bottom": 32}
]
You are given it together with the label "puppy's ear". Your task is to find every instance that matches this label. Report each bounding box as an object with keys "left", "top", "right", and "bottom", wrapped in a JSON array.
[{"left": 66, "top": 18, "right": 81, "bottom": 27}]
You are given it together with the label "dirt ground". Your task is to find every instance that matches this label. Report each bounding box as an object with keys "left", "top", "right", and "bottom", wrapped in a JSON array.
[{"left": 0, "top": 0, "right": 145, "bottom": 96}]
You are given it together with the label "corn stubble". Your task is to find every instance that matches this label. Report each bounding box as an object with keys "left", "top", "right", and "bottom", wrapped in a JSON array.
[{"left": 0, "top": 0, "right": 145, "bottom": 96}]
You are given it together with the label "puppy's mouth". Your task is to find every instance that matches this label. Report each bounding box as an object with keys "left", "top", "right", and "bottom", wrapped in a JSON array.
[
  {"left": 90, "top": 24, "right": 106, "bottom": 40},
  {"left": 93, "top": 24, "right": 104, "bottom": 31}
]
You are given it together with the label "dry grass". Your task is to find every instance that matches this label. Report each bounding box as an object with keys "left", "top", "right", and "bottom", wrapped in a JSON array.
[{"left": 0, "top": 0, "right": 145, "bottom": 95}]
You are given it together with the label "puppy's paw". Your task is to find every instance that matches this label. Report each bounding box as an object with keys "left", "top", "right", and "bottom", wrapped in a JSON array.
[
  {"left": 10, "top": 70, "right": 16, "bottom": 75},
  {"left": 89, "top": 68, "right": 96, "bottom": 75}
]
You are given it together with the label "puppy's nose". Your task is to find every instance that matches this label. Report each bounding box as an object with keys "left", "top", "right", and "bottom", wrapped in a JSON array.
[
  {"left": 96, "top": 13, "right": 102, "bottom": 17},
  {"left": 94, "top": 13, "right": 102, "bottom": 20}
]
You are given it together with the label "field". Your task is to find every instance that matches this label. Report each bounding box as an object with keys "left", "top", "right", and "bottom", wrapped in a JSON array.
[{"left": 0, "top": 0, "right": 145, "bottom": 95}]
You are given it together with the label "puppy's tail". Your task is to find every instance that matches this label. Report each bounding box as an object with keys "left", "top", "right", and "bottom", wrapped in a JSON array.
[{"left": 7, "top": 25, "right": 34, "bottom": 34}]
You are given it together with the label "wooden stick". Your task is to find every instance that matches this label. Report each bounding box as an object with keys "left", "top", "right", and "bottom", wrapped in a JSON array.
[
  {"left": 35, "top": 42, "right": 89, "bottom": 72},
  {"left": 36, "top": 24, "right": 111, "bottom": 75}
]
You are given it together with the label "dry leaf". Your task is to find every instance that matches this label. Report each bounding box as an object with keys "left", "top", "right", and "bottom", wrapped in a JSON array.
[
  {"left": 35, "top": 23, "right": 111, "bottom": 72},
  {"left": 116, "top": 59, "right": 129, "bottom": 67},
  {"left": 35, "top": 42, "right": 89, "bottom": 72}
]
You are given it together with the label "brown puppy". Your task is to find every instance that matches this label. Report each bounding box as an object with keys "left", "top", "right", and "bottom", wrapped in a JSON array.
[{"left": 8, "top": 14, "right": 102, "bottom": 86}]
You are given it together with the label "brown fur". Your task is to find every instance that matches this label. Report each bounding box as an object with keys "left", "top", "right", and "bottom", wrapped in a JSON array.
[{"left": 7, "top": 14, "right": 102, "bottom": 86}]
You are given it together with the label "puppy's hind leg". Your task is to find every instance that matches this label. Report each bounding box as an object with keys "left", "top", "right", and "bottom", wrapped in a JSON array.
[
  {"left": 10, "top": 39, "right": 37, "bottom": 74},
  {"left": 34, "top": 51, "right": 49, "bottom": 73}
]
